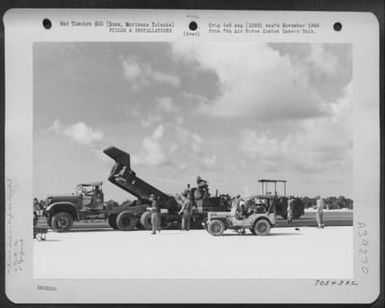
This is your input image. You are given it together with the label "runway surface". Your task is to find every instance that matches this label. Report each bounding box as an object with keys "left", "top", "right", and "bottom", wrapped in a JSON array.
[{"left": 34, "top": 226, "right": 353, "bottom": 279}]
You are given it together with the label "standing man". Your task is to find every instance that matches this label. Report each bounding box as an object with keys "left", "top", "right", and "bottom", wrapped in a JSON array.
[
  {"left": 179, "top": 192, "right": 193, "bottom": 231},
  {"left": 234, "top": 195, "right": 243, "bottom": 219},
  {"left": 316, "top": 196, "right": 325, "bottom": 228},
  {"left": 287, "top": 198, "right": 294, "bottom": 224},
  {"left": 33, "top": 198, "right": 39, "bottom": 226},
  {"left": 149, "top": 194, "right": 161, "bottom": 234}
]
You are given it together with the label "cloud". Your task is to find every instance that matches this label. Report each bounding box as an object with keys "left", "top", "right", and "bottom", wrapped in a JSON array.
[
  {"left": 156, "top": 97, "right": 177, "bottom": 113},
  {"left": 48, "top": 119, "right": 108, "bottom": 162},
  {"left": 49, "top": 119, "right": 104, "bottom": 147},
  {"left": 201, "top": 154, "right": 217, "bottom": 168},
  {"left": 240, "top": 129, "right": 324, "bottom": 173},
  {"left": 132, "top": 125, "right": 167, "bottom": 166},
  {"left": 140, "top": 97, "right": 178, "bottom": 128},
  {"left": 171, "top": 42, "right": 350, "bottom": 121},
  {"left": 131, "top": 121, "right": 217, "bottom": 173},
  {"left": 269, "top": 43, "right": 352, "bottom": 102},
  {"left": 122, "top": 55, "right": 180, "bottom": 90},
  {"left": 141, "top": 114, "right": 162, "bottom": 128},
  {"left": 238, "top": 82, "right": 353, "bottom": 173},
  {"left": 173, "top": 125, "right": 203, "bottom": 154}
]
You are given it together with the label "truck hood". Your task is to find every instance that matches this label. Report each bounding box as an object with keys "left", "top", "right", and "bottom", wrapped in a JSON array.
[{"left": 47, "top": 195, "right": 80, "bottom": 203}]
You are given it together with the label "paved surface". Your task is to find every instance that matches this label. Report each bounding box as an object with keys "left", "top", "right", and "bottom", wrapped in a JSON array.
[
  {"left": 34, "top": 226, "right": 353, "bottom": 279},
  {"left": 36, "top": 210, "right": 353, "bottom": 231},
  {"left": 278, "top": 210, "right": 352, "bottom": 228}
]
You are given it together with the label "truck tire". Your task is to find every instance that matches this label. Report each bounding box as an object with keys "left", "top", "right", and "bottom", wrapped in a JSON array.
[
  {"left": 46, "top": 217, "right": 52, "bottom": 228},
  {"left": 207, "top": 220, "right": 225, "bottom": 236},
  {"left": 140, "top": 211, "right": 152, "bottom": 230},
  {"left": 108, "top": 214, "right": 119, "bottom": 229},
  {"left": 253, "top": 219, "right": 271, "bottom": 236},
  {"left": 116, "top": 211, "right": 138, "bottom": 231},
  {"left": 52, "top": 212, "right": 73, "bottom": 232}
]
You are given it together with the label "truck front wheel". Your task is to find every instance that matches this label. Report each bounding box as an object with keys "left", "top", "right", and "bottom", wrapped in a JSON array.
[
  {"left": 140, "top": 212, "right": 152, "bottom": 230},
  {"left": 207, "top": 220, "right": 225, "bottom": 236},
  {"left": 108, "top": 214, "right": 119, "bottom": 229},
  {"left": 52, "top": 212, "right": 73, "bottom": 232},
  {"left": 116, "top": 211, "right": 138, "bottom": 231}
]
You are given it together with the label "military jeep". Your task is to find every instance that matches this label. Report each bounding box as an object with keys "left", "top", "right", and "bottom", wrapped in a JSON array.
[{"left": 206, "top": 196, "right": 276, "bottom": 236}]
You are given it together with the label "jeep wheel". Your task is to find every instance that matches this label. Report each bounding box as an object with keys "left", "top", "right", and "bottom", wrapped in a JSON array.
[
  {"left": 108, "top": 214, "right": 119, "bottom": 229},
  {"left": 253, "top": 219, "right": 271, "bottom": 236},
  {"left": 140, "top": 212, "right": 152, "bottom": 230},
  {"left": 207, "top": 220, "right": 225, "bottom": 236},
  {"left": 52, "top": 212, "right": 73, "bottom": 232},
  {"left": 116, "top": 211, "right": 138, "bottom": 231}
]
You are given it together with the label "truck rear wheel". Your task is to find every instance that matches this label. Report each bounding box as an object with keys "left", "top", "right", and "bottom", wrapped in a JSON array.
[
  {"left": 253, "top": 219, "right": 271, "bottom": 235},
  {"left": 52, "top": 212, "right": 73, "bottom": 232},
  {"left": 108, "top": 214, "right": 119, "bottom": 229},
  {"left": 46, "top": 217, "right": 52, "bottom": 228},
  {"left": 116, "top": 211, "right": 138, "bottom": 231},
  {"left": 207, "top": 220, "right": 225, "bottom": 236},
  {"left": 140, "top": 212, "right": 152, "bottom": 230}
]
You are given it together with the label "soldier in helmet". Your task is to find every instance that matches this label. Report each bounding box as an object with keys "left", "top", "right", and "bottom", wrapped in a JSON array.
[{"left": 149, "top": 194, "right": 161, "bottom": 234}]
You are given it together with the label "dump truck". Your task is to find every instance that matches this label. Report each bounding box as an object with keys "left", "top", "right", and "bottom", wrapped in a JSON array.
[
  {"left": 103, "top": 146, "right": 232, "bottom": 231},
  {"left": 43, "top": 146, "right": 232, "bottom": 231}
]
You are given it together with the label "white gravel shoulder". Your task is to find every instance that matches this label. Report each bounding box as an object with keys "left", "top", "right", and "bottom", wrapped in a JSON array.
[{"left": 34, "top": 226, "right": 353, "bottom": 279}]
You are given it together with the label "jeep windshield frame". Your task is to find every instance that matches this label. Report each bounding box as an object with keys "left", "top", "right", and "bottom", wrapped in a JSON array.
[{"left": 258, "top": 179, "right": 287, "bottom": 196}]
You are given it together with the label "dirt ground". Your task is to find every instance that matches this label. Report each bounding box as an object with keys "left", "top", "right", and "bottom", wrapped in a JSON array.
[{"left": 34, "top": 226, "right": 353, "bottom": 279}]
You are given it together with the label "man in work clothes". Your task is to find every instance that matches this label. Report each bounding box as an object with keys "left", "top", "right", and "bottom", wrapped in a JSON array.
[
  {"left": 179, "top": 192, "right": 193, "bottom": 231},
  {"left": 149, "top": 194, "right": 161, "bottom": 234},
  {"left": 287, "top": 198, "right": 294, "bottom": 224},
  {"left": 316, "top": 196, "right": 325, "bottom": 228}
]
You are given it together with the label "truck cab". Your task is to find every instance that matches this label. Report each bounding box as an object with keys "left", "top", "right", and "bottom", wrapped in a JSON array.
[{"left": 44, "top": 182, "right": 106, "bottom": 231}]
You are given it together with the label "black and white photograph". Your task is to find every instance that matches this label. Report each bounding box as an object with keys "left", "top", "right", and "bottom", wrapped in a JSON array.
[
  {"left": 32, "top": 41, "right": 354, "bottom": 279},
  {"left": 3, "top": 9, "right": 380, "bottom": 304}
]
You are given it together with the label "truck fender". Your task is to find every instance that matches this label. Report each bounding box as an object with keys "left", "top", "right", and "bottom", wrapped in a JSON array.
[{"left": 45, "top": 202, "right": 79, "bottom": 220}]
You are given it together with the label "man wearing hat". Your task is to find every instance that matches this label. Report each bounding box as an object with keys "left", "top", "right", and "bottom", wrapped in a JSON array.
[
  {"left": 149, "top": 194, "right": 161, "bottom": 234},
  {"left": 178, "top": 191, "right": 193, "bottom": 231}
]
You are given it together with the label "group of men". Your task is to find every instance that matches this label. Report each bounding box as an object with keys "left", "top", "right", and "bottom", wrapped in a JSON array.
[
  {"left": 149, "top": 176, "right": 209, "bottom": 235},
  {"left": 143, "top": 179, "right": 327, "bottom": 235},
  {"left": 148, "top": 191, "right": 194, "bottom": 235}
]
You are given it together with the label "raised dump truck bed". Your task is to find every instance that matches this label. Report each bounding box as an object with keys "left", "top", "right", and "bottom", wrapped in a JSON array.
[
  {"left": 103, "top": 146, "right": 180, "bottom": 230},
  {"left": 104, "top": 146, "right": 179, "bottom": 213},
  {"left": 103, "top": 146, "right": 231, "bottom": 231}
]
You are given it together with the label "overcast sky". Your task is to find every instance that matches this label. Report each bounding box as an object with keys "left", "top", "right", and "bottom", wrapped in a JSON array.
[{"left": 33, "top": 42, "right": 352, "bottom": 202}]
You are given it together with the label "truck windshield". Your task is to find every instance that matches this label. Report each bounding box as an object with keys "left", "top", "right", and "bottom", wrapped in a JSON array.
[{"left": 75, "top": 185, "right": 94, "bottom": 196}]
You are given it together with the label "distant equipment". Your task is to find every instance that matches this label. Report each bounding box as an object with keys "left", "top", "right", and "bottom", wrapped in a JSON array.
[{"left": 244, "top": 179, "right": 304, "bottom": 220}]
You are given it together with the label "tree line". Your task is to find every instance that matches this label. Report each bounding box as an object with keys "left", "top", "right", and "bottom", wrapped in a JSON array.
[{"left": 294, "top": 196, "right": 353, "bottom": 210}]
